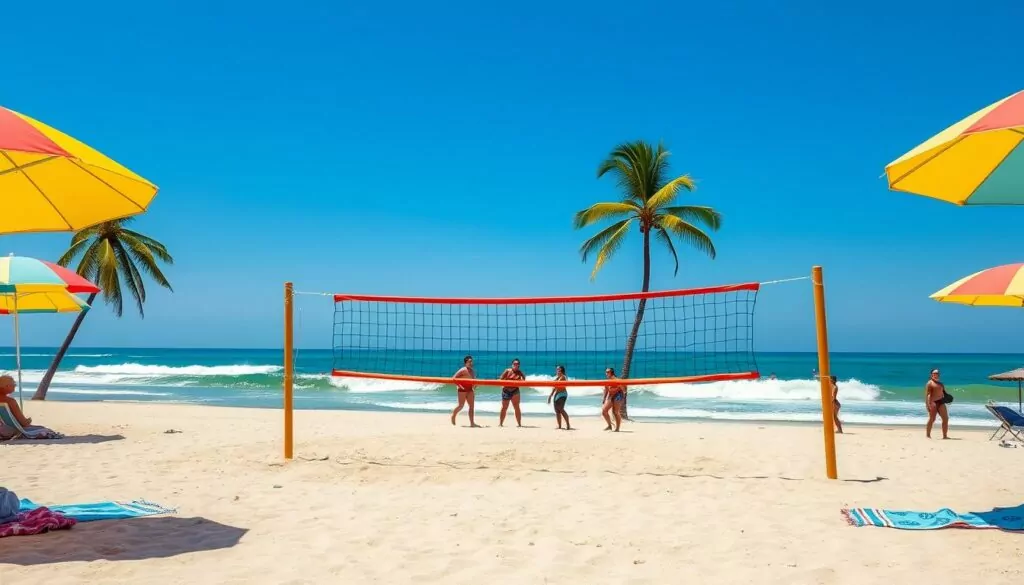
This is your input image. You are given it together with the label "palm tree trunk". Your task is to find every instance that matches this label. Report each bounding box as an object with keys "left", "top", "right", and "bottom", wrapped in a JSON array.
[
  {"left": 32, "top": 292, "right": 97, "bottom": 401},
  {"left": 620, "top": 228, "right": 652, "bottom": 420}
]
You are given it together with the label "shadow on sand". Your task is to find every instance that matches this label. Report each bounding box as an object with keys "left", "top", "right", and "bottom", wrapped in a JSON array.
[
  {"left": 0, "top": 516, "right": 247, "bottom": 565},
  {"left": 2, "top": 434, "right": 126, "bottom": 446}
]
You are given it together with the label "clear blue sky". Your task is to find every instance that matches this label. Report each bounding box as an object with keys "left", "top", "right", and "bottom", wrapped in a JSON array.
[{"left": 3, "top": 0, "right": 1023, "bottom": 353}]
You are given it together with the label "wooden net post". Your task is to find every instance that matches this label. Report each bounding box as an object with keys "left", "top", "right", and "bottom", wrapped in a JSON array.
[
  {"left": 284, "top": 282, "right": 294, "bottom": 460},
  {"left": 812, "top": 266, "right": 837, "bottom": 479}
]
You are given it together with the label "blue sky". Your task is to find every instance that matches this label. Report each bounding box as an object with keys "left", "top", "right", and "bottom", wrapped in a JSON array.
[{"left": 2, "top": 0, "right": 1023, "bottom": 353}]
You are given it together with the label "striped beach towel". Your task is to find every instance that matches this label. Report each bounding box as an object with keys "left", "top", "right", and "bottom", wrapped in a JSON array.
[
  {"left": 842, "top": 504, "right": 1024, "bottom": 531},
  {"left": 19, "top": 499, "right": 176, "bottom": 522}
]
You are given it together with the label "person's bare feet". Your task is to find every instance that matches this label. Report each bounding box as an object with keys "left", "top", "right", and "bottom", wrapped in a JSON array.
[
  {"left": 603, "top": 426, "right": 612, "bottom": 431},
  {"left": 451, "top": 413, "right": 457, "bottom": 426},
  {"left": 470, "top": 423, "right": 481, "bottom": 428}
]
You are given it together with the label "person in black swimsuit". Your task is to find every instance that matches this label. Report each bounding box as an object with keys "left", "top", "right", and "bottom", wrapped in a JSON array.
[
  {"left": 499, "top": 358, "right": 525, "bottom": 427},
  {"left": 925, "top": 368, "right": 951, "bottom": 439}
]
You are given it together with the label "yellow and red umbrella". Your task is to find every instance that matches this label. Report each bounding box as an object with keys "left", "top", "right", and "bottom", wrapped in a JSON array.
[
  {"left": 931, "top": 263, "right": 1024, "bottom": 307},
  {"left": 886, "top": 90, "right": 1024, "bottom": 205},
  {"left": 0, "top": 106, "right": 158, "bottom": 234}
]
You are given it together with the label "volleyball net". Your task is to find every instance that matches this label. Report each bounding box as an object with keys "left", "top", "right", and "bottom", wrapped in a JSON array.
[{"left": 330, "top": 282, "right": 760, "bottom": 387}]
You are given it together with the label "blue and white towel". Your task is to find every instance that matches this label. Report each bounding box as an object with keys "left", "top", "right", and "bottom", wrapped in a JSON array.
[
  {"left": 843, "top": 504, "right": 1024, "bottom": 531},
  {"left": 18, "top": 499, "right": 176, "bottom": 522}
]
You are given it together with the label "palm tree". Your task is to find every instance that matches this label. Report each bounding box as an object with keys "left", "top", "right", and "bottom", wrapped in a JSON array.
[
  {"left": 574, "top": 140, "right": 721, "bottom": 419},
  {"left": 31, "top": 219, "right": 173, "bottom": 400}
]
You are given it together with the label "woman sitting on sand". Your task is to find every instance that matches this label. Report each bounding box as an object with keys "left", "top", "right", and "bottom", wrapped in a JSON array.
[
  {"left": 831, "top": 375, "right": 843, "bottom": 434},
  {"left": 602, "top": 367, "right": 625, "bottom": 432},
  {"left": 0, "top": 374, "right": 33, "bottom": 439},
  {"left": 547, "top": 365, "right": 571, "bottom": 430}
]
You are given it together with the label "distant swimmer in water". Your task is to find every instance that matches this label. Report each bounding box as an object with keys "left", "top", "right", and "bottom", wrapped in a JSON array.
[
  {"left": 768, "top": 373, "right": 777, "bottom": 380},
  {"left": 499, "top": 358, "right": 525, "bottom": 427},
  {"left": 547, "top": 365, "right": 571, "bottom": 430},
  {"left": 450, "top": 355, "right": 480, "bottom": 427},
  {"left": 831, "top": 375, "right": 843, "bottom": 434},
  {"left": 602, "top": 367, "right": 625, "bottom": 432}
]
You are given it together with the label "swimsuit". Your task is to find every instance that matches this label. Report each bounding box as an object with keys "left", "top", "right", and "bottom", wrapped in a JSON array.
[
  {"left": 501, "top": 369, "right": 524, "bottom": 401},
  {"left": 553, "top": 390, "right": 567, "bottom": 402}
]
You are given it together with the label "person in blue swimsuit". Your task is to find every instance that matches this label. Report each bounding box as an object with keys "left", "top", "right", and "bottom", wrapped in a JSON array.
[{"left": 547, "top": 365, "right": 571, "bottom": 430}]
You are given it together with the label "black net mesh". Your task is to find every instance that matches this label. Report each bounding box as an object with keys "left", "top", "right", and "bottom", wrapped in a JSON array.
[{"left": 332, "top": 287, "right": 758, "bottom": 385}]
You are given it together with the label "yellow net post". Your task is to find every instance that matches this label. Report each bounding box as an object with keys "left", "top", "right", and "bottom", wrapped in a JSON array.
[
  {"left": 812, "top": 266, "right": 837, "bottom": 479},
  {"left": 284, "top": 282, "right": 294, "bottom": 460}
]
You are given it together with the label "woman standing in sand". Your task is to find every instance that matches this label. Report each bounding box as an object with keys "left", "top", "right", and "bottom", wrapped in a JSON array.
[
  {"left": 830, "top": 375, "right": 843, "bottom": 434},
  {"left": 450, "top": 355, "right": 479, "bottom": 428},
  {"left": 602, "top": 367, "right": 625, "bottom": 432},
  {"left": 498, "top": 358, "right": 526, "bottom": 427},
  {"left": 547, "top": 365, "right": 571, "bottom": 430}
]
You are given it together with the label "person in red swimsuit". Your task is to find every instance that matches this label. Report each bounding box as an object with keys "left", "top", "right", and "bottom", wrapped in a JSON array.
[
  {"left": 450, "top": 355, "right": 480, "bottom": 427},
  {"left": 602, "top": 367, "right": 625, "bottom": 432}
]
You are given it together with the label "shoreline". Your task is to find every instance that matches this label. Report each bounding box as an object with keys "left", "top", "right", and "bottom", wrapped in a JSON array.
[{"left": 33, "top": 396, "right": 1003, "bottom": 430}]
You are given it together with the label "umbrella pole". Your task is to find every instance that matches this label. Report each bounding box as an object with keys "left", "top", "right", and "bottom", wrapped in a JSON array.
[
  {"left": 13, "top": 294, "right": 22, "bottom": 408},
  {"left": 1018, "top": 380, "right": 1022, "bottom": 414}
]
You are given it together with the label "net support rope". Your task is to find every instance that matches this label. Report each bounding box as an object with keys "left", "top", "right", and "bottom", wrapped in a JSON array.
[{"left": 315, "top": 280, "right": 783, "bottom": 388}]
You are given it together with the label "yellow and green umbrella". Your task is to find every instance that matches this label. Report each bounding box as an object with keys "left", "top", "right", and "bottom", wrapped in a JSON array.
[
  {"left": 886, "top": 90, "right": 1024, "bottom": 205},
  {"left": 0, "top": 106, "right": 158, "bottom": 234}
]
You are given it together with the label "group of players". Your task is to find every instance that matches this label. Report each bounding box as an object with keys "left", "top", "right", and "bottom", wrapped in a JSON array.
[{"left": 449, "top": 355, "right": 628, "bottom": 432}]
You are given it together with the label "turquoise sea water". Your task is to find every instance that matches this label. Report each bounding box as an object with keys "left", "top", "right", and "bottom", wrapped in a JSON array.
[{"left": 5, "top": 348, "right": 1024, "bottom": 427}]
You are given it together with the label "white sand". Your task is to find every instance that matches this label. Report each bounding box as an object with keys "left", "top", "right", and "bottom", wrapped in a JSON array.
[{"left": 2, "top": 401, "right": 1023, "bottom": 584}]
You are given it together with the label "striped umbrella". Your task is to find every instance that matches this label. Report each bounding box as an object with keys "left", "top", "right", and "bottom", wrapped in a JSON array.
[
  {"left": 0, "top": 106, "right": 158, "bottom": 235},
  {"left": 931, "top": 263, "right": 1024, "bottom": 307},
  {"left": 0, "top": 255, "right": 99, "bottom": 406},
  {"left": 886, "top": 90, "right": 1024, "bottom": 205}
]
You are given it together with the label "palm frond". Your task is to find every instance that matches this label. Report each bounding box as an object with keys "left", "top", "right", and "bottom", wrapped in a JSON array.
[
  {"left": 573, "top": 202, "right": 639, "bottom": 229},
  {"left": 57, "top": 237, "right": 93, "bottom": 268},
  {"left": 589, "top": 219, "right": 632, "bottom": 280},
  {"left": 657, "top": 214, "right": 717, "bottom": 259},
  {"left": 646, "top": 174, "right": 696, "bottom": 211},
  {"left": 119, "top": 229, "right": 174, "bottom": 264},
  {"left": 73, "top": 240, "right": 106, "bottom": 280},
  {"left": 97, "top": 240, "right": 124, "bottom": 317},
  {"left": 655, "top": 227, "right": 680, "bottom": 276},
  {"left": 112, "top": 240, "right": 147, "bottom": 317},
  {"left": 121, "top": 237, "right": 173, "bottom": 291},
  {"left": 660, "top": 205, "right": 722, "bottom": 231},
  {"left": 579, "top": 218, "right": 633, "bottom": 263}
]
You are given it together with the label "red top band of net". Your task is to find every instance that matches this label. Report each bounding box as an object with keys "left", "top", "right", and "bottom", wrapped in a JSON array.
[
  {"left": 333, "top": 281, "right": 760, "bottom": 305},
  {"left": 329, "top": 370, "right": 761, "bottom": 388}
]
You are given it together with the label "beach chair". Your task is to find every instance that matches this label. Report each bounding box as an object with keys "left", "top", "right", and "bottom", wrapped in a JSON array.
[
  {"left": 0, "top": 404, "right": 60, "bottom": 440},
  {"left": 985, "top": 402, "right": 1024, "bottom": 443}
]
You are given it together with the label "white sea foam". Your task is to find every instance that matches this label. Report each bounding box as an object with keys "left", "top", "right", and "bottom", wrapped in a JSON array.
[
  {"left": 72, "top": 363, "right": 282, "bottom": 376},
  {"left": 328, "top": 376, "right": 443, "bottom": 393},
  {"left": 641, "top": 377, "right": 882, "bottom": 402},
  {"left": 44, "top": 388, "right": 173, "bottom": 397}
]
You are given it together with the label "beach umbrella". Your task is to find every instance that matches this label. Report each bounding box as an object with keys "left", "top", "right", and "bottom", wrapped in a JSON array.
[
  {"left": 988, "top": 368, "right": 1024, "bottom": 413},
  {"left": 885, "top": 89, "right": 1024, "bottom": 205},
  {"left": 0, "top": 255, "right": 99, "bottom": 406},
  {"left": 930, "top": 263, "right": 1024, "bottom": 307},
  {"left": 0, "top": 106, "right": 158, "bottom": 235}
]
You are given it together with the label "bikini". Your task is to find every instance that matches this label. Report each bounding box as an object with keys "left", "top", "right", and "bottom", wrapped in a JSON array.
[
  {"left": 553, "top": 377, "right": 568, "bottom": 404},
  {"left": 501, "top": 368, "right": 524, "bottom": 401}
]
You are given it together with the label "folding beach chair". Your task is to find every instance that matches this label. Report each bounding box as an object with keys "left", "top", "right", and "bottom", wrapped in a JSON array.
[
  {"left": 986, "top": 402, "right": 1024, "bottom": 443},
  {"left": 0, "top": 404, "right": 60, "bottom": 440}
]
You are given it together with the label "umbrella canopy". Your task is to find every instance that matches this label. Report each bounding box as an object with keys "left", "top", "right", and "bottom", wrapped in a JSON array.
[
  {"left": 886, "top": 89, "right": 1024, "bottom": 205},
  {"left": 988, "top": 368, "right": 1024, "bottom": 413},
  {"left": 931, "top": 263, "right": 1024, "bottom": 307},
  {"left": 0, "top": 255, "right": 100, "bottom": 294},
  {"left": 0, "top": 289, "right": 90, "bottom": 314},
  {"left": 0, "top": 256, "right": 98, "bottom": 407},
  {"left": 0, "top": 106, "right": 158, "bottom": 235}
]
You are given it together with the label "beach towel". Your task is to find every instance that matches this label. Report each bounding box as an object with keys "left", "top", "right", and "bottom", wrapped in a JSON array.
[
  {"left": 842, "top": 504, "right": 1024, "bottom": 531},
  {"left": 18, "top": 499, "right": 176, "bottom": 522},
  {"left": 0, "top": 507, "right": 76, "bottom": 538},
  {"left": 0, "top": 488, "right": 19, "bottom": 524}
]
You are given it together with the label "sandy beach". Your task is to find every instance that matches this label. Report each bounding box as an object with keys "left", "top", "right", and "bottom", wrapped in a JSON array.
[{"left": 2, "top": 401, "right": 1023, "bottom": 584}]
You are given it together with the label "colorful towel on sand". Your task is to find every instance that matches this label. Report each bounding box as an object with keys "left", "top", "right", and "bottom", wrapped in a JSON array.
[
  {"left": 843, "top": 504, "right": 1024, "bottom": 531},
  {"left": 0, "top": 507, "right": 76, "bottom": 538},
  {"left": 19, "top": 499, "right": 176, "bottom": 522}
]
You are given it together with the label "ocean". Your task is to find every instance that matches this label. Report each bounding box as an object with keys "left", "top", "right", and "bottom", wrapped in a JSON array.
[{"left": 5, "top": 348, "right": 1023, "bottom": 427}]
